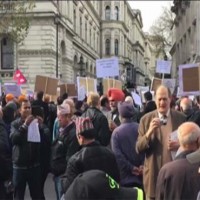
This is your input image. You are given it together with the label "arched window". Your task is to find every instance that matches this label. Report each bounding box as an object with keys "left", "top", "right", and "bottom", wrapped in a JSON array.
[
  {"left": 105, "top": 6, "right": 110, "bottom": 20},
  {"left": 1, "top": 37, "right": 14, "bottom": 69},
  {"left": 105, "top": 39, "right": 110, "bottom": 55},
  {"left": 115, "top": 6, "right": 119, "bottom": 20},
  {"left": 115, "top": 39, "right": 119, "bottom": 55}
]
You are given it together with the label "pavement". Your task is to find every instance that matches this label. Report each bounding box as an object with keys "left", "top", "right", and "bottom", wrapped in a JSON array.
[{"left": 25, "top": 174, "right": 56, "bottom": 200}]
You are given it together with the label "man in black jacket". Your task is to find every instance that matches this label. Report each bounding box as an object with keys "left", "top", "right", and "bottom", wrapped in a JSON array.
[
  {"left": 10, "top": 100, "right": 47, "bottom": 200},
  {"left": 82, "top": 92, "right": 110, "bottom": 146},
  {"left": 61, "top": 117, "right": 120, "bottom": 194}
]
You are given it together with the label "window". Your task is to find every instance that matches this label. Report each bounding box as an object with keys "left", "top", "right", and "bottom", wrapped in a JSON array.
[
  {"left": 115, "top": 39, "right": 119, "bottom": 55},
  {"left": 105, "top": 39, "right": 110, "bottom": 55},
  {"left": 105, "top": 6, "right": 110, "bottom": 20},
  {"left": 80, "top": 17, "right": 82, "bottom": 38},
  {"left": 1, "top": 37, "right": 14, "bottom": 69},
  {"left": 115, "top": 6, "right": 119, "bottom": 20},
  {"left": 85, "top": 21, "right": 87, "bottom": 41},
  {"left": 74, "top": 9, "right": 76, "bottom": 32}
]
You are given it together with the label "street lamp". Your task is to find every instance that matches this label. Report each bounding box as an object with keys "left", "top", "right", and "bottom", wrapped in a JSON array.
[
  {"left": 78, "top": 55, "right": 85, "bottom": 77},
  {"left": 54, "top": 14, "right": 60, "bottom": 78}
]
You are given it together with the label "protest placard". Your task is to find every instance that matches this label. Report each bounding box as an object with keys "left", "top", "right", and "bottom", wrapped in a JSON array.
[{"left": 96, "top": 57, "right": 119, "bottom": 78}]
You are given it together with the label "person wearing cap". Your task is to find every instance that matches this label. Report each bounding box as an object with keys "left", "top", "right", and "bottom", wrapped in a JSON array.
[
  {"left": 61, "top": 117, "right": 120, "bottom": 194},
  {"left": 50, "top": 103, "right": 80, "bottom": 200},
  {"left": 10, "top": 99, "right": 48, "bottom": 200},
  {"left": 82, "top": 92, "right": 110, "bottom": 146},
  {"left": 5, "top": 93, "right": 15, "bottom": 104},
  {"left": 156, "top": 122, "right": 200, "bottom": 200},
  {"left": 107, "top": 88, "right": 125, "bottom": 131},
  {"left": 111, "top": 102, "right": 144, "bottom": 189},
  {"left": 63, "top": 170, "right": 144, "bottom": 200},
  {"left": 136, "top": 85, "right": 186, "bottom": 200}
]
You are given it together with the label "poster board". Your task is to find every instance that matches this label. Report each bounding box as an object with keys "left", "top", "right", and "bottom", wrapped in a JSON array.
[
  {"left": 156, "top": 60, "right": 171, "bottom": 74},
  {"left": 179, "top": 63, "right": 200, "bottom": 96},
  {"left": 67, "top": 84, "right": 77, "bottom": 97},
  {"left": 96, "top": 57, "right": 119, "bottom": 78},
  {"left": 113, "top": 79, "right": 122, "bottom": 90},
  {"left": 34, "top": 75, "right": 58, "bottom": 96},
  {"left": 77, "top": 77, "right": 97, "bottom": 96},
  {"left": 162, "top": 79, "right": 176, "bottom": 94},
  {"left": 4, "top": 83, "right": 21, "bottom": 97},
  {"left": 151, "top": 77, "right": 162, "bottom": 92}
]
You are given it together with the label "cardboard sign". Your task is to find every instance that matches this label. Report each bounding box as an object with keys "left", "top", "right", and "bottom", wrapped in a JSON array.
[
  {"left": 151, "top": 77, "right": 162, "bottom": 92},
  {"left": 77, "top": 77, "right": 97, "bottom": 96},
  {"left": 156, "top": 60, "right": 171, "bottom": 74},
  {"left": 67, "top": 84, "right": 77, "bottom": 97},
  {"left": 113, "top": 79, "right": 122, "bottom": 90},
  {"left": 96, "top": 57, "right": 119, "bottom": 78},
  {"left": 179, "top": 63, "right": 200, "bottom": 96},
  {"left": 4, "top": 83, "right": 21, "bottom": 97},
  {"left": 34, "top": 75, "right": 58, "bottom": 96}
]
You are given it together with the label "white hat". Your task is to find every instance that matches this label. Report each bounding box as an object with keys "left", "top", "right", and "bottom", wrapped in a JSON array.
[{"left": 57, "top": 103, "right": 71, "bottom": 115}]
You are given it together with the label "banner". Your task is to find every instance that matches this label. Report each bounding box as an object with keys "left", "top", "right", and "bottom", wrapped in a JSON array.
[{"left": 13, "top": 69, "right": 27, "bottom": 85}]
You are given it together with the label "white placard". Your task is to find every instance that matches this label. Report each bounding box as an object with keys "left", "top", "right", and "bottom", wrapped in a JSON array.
[
  {"left": 4, "top": 83, "right": 21, "bottom": 97},
  {"left": 131, "top": 92, "right": 142, "bottom": 107},
  {"left": 178, "top": 63, "right": 200, "bottom": 96},
  {"left": 27, "top": 119, "right": 41, "bottom": 143},
  {"left": 162, "top": 79, "right": 176, "bottom": 94},
  {"left": 96, "top": 57, "right": 119, "bottom": 78},
  {"left": 170, "top": 130, "right": 178, "bottom": 160},
  {"left": 156, "top": 60, "right": 172, "bottom": 74},
  {"left": 78, "top": 86, "right": 86, "bottom": 101}
]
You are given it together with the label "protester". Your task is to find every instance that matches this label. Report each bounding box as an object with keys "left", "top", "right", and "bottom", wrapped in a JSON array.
[
  {"left": 111, "top": 102, "right": 144, "bottom": 189},
  {"left": 63, "top": 170, "right": 144, "bottom": 200},
  {"left": 180, "top": 97, "right": 200, "bottom": 127},
  {"left": 10, "top": 100, "right": 46, "bottom": 200},
  {"left": 156, "top": 122, "right": 200, "bottom": 200},
  {"left": 82, "top": 92, "right": 110, "bottom": 146},
  {"left": 136, "top": 85, "right": 186, "bottom": 200},
  {"left": 61, "top": 117, "right": 120, "bottom": 193},
  {"left": 50, "top": 103, "right": 80, "bottom": 200}
]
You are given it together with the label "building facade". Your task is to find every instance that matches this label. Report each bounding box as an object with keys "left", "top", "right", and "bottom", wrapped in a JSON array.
[
  {"left": 0, "top": 0, "right": 151, "bottom": 90},
  {"left": 170, "top": 0, "right": 200, "bottom": 82}
]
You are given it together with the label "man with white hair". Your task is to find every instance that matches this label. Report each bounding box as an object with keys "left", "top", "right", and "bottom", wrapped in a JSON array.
[{"left": 156, "top": 122, "right": 200, "bottom": 200}]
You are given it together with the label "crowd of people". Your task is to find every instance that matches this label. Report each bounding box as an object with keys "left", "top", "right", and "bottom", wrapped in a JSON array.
[{"left": 1, "top": 85, "right": 200, "bottom": 200}]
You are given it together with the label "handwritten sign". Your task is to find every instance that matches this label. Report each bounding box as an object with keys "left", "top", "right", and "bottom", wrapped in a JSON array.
[
  {"left": 156, "top": 60, "right": 171, "bottom": 74},
  {"left": 4, "top": 83, "right": 21, "bottom": 97},
  {"left": 96, "top": 57, "right": 119, "bottom": 78}
]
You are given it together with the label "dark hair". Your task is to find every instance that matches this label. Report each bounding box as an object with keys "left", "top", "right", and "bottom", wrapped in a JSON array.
[
  {"left": 75, "top": 101, "right": 83, "bottom": 110},
  {"left": 100, "top": 96, "right": 109, "bottom": 107},
  {"left": 62, "top": 93, "right": 68, "bottom": 101},
  {"left": 80, "top": 129, "right": 96, "bottom": 139},
  {"left": 20, "top": 99, "right": 30, "bottom": 107},
  {"left": 37, "top": 91, "right": 44, "bottom": 100},
  {"left": 57, "top": 96, "right": 63, "bottom": 105},
  {"left": 144, "top": 91, "right": 152, "bottom": 101}
]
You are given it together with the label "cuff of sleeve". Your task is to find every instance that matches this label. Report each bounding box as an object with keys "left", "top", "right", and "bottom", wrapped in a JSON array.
[{"left": 22, "top": 123, "right": 28, "bottom": 129}]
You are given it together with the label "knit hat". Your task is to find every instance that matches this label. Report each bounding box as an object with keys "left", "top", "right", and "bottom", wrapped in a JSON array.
[
  {"left": 18, "top": 95, "right": 27, "bottom": 104},
  {"left": 64, "top": 170, "right": 142, "bottom": 200},
  {"left": 118, "top": 101, "right": 134, "bottom": 118},
  {"left": 5, "top": 93, "right": 14, "bottom": 103},
  {"left": 75, "top": 117, "right": 95, "bottom": 138},
  {"left": 107, "top": 88, "right": 125, "bottom": 102},
  {"left": 57, "top": 103, "right": 71, "bottom": 115}
]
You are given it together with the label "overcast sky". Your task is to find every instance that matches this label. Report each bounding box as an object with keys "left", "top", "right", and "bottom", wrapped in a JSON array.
[{"left": 128, "top": 1, "right": 173, "bottom": 32}]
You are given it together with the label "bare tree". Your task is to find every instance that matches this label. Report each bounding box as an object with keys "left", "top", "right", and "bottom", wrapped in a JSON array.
[
  {"left": 149, "top": 4, "right": 175, "bottom": 58},
  {"left": 0, "top": 0, "right": 35, "bottom": 43}
]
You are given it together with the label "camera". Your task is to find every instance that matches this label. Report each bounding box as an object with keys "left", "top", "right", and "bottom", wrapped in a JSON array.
[{"left": 159, "top": 117, "right": 167, "bottom": 125}]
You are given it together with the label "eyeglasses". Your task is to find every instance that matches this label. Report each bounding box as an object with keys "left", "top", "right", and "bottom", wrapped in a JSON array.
[{"left": 24, "top": 106, "right": 31, "bottom": 109}]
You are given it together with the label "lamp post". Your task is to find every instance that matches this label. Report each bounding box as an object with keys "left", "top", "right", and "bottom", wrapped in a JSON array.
[
  {"left": 54, "top": 14, "right": 60, "bottom": 78},
  {"left": 78, "top": 55, "right": 85, "bottom": 77}
]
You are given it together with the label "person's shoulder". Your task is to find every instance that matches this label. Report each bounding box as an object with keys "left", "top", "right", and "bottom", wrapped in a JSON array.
[
  {"left": 140, "top": 110, "right": 157, "bottom": 122},
  {"left": 171, "top": 109, "right": 186, "bottom": 119}
]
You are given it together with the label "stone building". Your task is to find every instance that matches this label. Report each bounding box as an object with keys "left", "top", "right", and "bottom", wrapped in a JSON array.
[
  {"left": 0, "top": 0, "right": 150, "bottom": 89},
  {"left": 170, "top": 0, "right": 200, "bottom": 81}
]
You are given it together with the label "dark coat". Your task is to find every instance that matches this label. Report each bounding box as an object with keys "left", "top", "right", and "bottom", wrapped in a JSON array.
[
  {"left": 111, "top": 120, "right": 144, "bottom": 186},
  {"left": 156, "top": 151, "right": 200, "bottom": 200},
  {"left": 136, "top": 109, "right": 186, "bottom": 198},
  {"left": 61, "top": 141, "right": 120, "bottom": 193},
  {"left": 50, "top": 122, "right": 80, "bottom": 176},
  {"left": 82, "top": 107, "right": 110, "bottom": 146},
  {"left": 10, "top": 118, "right": 45, "bottom": 167},
  {"left": 0, "top": 119, "right": 12, "bottom": 181}
]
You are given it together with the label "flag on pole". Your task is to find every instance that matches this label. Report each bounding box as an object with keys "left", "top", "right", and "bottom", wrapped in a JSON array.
[{"left": 13, "top": 69, "right": 27, "bottom": 85}]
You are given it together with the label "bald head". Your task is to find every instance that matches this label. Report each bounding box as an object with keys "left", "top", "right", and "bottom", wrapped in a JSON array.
[
  {"left": 180, "top": 97, "right": 192, "bottom": 111},
  {"left": 178, "top": 122, "right": 200, "bottom": 150}
]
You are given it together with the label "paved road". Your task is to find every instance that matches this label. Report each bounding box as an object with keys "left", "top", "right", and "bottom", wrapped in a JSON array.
[{"left": 25, "top": 174, "right": 56, "bottom": 200}]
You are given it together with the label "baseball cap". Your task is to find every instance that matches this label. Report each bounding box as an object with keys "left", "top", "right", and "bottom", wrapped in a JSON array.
[{"left": 64, "top": 170, "right": 143, "bottom": 200}]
